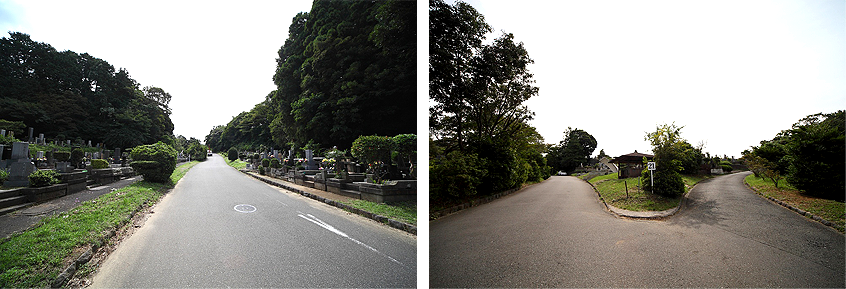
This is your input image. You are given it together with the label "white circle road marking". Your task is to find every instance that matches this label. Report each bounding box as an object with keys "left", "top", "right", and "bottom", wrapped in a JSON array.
[{"left": 234, "top": 204, "right": 257, "bottom": 213}]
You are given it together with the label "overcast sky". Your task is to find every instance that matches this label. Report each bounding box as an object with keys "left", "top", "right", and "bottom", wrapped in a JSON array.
[
  {"left": 1, "top": 0, "right": 314, "bottom": 142},
  {"left": 460, "top": 0, "right": 844, "bottom": 158}
]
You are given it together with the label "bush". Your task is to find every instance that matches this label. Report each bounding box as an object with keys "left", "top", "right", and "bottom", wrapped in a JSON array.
[
  {"left": 430, "top": 150, "right": 487, "bottom": 199},
  {"left": 270, "top": 158, "right": 281, "bottom": 169},
  {"left": 227, "top": 148, "right": 238, "bottom": 161},
  {"left": 351, "top": 135, "right": 395, "bottom": 182},
  {"left": 90, "top": 159, "right": 109, "bottom": 169},
  {"left": 261, "top": 158, "right": 270, "bottom": 167},
  {"left": 258, "top": 165, "right": 266, "bottom": 175},
  {"left": 641, "top": 169, "right": 685, "bottom": 197},
  {"left": 29, "top": 170, "right": 59, "bottom": 187},
  {"left": 54, "top": 151, "right": 70, "bottom": 162},
  {"left": 130, "top": 142, "right": 177, "bottom": 183},
  {"left": 719, "top": 160, "right": 733, "bottom": 172},
  {"left": 70, "top": 148, "right": 83, "bottom": 168},
  {"left": 0, "top": 169, "right": 8, "bottom": 184}
]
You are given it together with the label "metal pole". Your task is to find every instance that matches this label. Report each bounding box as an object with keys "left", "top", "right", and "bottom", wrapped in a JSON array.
[{"left": 650, "top": 170, "right": 654, "bottom": 194}]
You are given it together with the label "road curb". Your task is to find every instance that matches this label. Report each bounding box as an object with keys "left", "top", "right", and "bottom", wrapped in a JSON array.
[
  {"left": 743, "top": 178, "right": 842, "bottom": 233},
  {"left": 241, "top": 170, "right": 417, "bottom": 235}
]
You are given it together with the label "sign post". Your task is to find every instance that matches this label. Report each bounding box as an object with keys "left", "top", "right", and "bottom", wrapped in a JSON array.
[{"left": 647, "top": 162, "right": 656, "bottom": 193}]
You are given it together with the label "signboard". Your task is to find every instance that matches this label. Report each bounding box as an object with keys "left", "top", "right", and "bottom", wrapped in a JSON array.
[{"left": 647, "top": 162, "right": 656, "bottom": 171}]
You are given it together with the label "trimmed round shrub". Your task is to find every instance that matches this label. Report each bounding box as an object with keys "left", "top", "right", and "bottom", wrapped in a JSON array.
[
  {"left": 70, "top": 148, "right": 84, "bottom": 168},
  {"left": 258, "top": 165, "right": 266, "bottom": 175},
  {"left": 227, "top": 147, "right": 238, "bottom": 161},
  {"left": 130, "top": 141, "right": 177, "bottom": 183},
  {"left": 90, "top": 159, "right": 109, "bottom": 169},
  {"left": 270, "top": 158, "right": 281, "bottom": 169},
  {"left": 641, "top": 168, "right": 685, "bottom": 196},
  {"left": 54, "top": 151, "right": 70, "bottom": 162},
  {"left": 29, "top": 170, "right": 59, "bottom": 187},
  {"left": 261, "top": 158, "right": 270, "bottom": 167}
]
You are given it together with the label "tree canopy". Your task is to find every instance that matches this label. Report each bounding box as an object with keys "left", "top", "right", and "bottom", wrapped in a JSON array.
[
  {"left": 208, "top": 0, "right": 416, "bottom": 152},
  {"left": 547, "top": 128, "right": 597, "bottom": 173},
  {"left": 429, "top": 0, "right": 549, "bottom": 201},
  {"left": 0, "top": 32, "right": 173, "bottom": 149}
]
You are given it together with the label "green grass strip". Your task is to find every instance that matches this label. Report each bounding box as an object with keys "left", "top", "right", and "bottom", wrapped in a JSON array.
[
  {"left": 0, "top": 161, "right": 200, "bottom": 287},
  {"left": 745, "top": 174, "right": 844, "bottom": 232},
  {"left": 221, "top": 154, "right": 247, "bottom": 170},
  {"left": 342, "top": 199, "right": 416, "bottom": 225}
]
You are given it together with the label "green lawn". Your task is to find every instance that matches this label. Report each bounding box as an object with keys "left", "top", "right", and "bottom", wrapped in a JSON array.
[
  {"left": 745, "top": 174, "right": 844, "bottom": 232},
  {"left": 589, "top": 173, "right": 709, "bottom": 212},
  {"left": 0, "top": 161, "right": 200, "bottom": 288}
]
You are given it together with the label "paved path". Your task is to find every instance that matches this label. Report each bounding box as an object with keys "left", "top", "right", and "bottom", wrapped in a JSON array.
[
  {"left": 91, "top": 154, "right": 416, "bottom": 288},
  {"left": 430, "top": 173, "right": 845, "bottom": 288}
]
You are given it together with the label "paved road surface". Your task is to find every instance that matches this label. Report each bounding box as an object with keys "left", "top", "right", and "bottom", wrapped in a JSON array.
[
  {"left": 430, "top": 173, "right": 844, "bottom": 287},
  {"left": 91, "top": 155, "right": 416, "bottom": 288}
]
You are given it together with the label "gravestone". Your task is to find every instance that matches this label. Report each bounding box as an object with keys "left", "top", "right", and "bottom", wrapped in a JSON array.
[
  {"left": 0, "top": 145, "right": 4, "bottom": 160},
  {"left": 114, "top": 148, "right": 121, "bottom": 164},
  {"left": 4, "top": 142, "right": 35, "bottom": 187},
  {"left": 88, "top": 140, "right": 92, "bottom": 147},
  {"left": 305, "top": 150, "right": 316, "bottom": 170},
  {"left": 0, "top": 129, "right": 5, "bottom": 137},
  {"left": 27, "top": 127, "right": 33, "bottom": 143},
  {"left": 38, "top": 134, "right": 44, "bottom": 145}
]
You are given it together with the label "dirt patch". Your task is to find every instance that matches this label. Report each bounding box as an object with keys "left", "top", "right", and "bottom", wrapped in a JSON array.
[{"left": 64, "top": 201, "right": 158, "bottom": 288}]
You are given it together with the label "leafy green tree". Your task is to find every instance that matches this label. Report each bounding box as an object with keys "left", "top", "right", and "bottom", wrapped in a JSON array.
[
  {"left": 784, "top": 110, "right": 845, "bottom": 199},
  {"left": 641, "top": 123, "right": 686, "bottom": 196},
  {"left": 547, "top": 128, "right": 597, "bottom": 173}
]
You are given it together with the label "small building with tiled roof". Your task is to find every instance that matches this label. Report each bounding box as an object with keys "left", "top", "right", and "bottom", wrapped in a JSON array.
[{"left": 610, "top": 150, "right": 654, "bottom": 178}]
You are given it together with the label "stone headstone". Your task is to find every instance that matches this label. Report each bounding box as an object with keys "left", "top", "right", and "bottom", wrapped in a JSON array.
[
  {"left": 11, "top": 142, "right": 29, "bottom": 160},
  {"left": 88, "top": 140, "right": 92, "bottom": 147},
  {"left": 0, "top": 129, "right": 5, "bottom": 137},
  {"left": 305, "top": 150, "right": 315, "bottom": 170},
  {"left": 36, "top": 151, "right": 44, "bottom": 159},
  {"left": 27, "top": 127, "right": 33, "bottom": 143},
  {"left": 5, "top": 142, "right": 35, "bottom": 187},
  {"left": 38, "top": 134, "right": 44, "bottom": 145},
  {"left": 0, "top": 144, "right": 4, "bottom": 160}
]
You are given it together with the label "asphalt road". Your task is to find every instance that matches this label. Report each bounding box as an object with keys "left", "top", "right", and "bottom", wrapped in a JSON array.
[
  {"left": 91, "top": 154, "right": 416, "bottom": 288},
  {"left": 430, "top": 173, "right": 845, "bottom": 288}
]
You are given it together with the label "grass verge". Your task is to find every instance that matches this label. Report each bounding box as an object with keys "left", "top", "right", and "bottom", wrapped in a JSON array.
[
  {"left": 744, "top": 174, "right": 844, "bottom": 233},
  {"left": 221, "top": 154, "right": 247, "bottom": 170},
  {"left": 590, "top": 172, "right": 710, "bottom": 211},
  {"left": 342, "top": 200, "right": 416, "bottom": 225},
  {"left": 0, "top": 161, "right": 200, "bottom": 288}
]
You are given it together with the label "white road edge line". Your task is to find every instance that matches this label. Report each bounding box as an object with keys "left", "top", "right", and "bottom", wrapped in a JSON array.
[{"left": 297, "top": 212, "right": 407, "bottom": 268}]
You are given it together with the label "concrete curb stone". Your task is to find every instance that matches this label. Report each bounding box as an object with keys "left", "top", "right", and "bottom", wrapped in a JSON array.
[
  {"left": 241, "top": 170, "right": 417, "bottom": 235},
  {"left": 580, "top": 175, "right": 703, "bottom": 220}
]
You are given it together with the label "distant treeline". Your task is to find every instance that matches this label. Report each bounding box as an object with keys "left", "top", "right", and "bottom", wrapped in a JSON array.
[
  {"left": 0, "top": 32, "right": 174, "bottom": 149},
  {"left": 205, "top": 0, "right": 415, "bottom": 152}
]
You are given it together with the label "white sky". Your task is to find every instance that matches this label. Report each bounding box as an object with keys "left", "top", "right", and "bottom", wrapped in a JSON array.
[
  {"left": 460, "top": 0, "right": 845, "bottom": 158},
  {"left": 1, "top": 0, "right": 843, "bottom": 158},
  {"left": 0, "top": 0, "right": 314, "bottom": 142}
]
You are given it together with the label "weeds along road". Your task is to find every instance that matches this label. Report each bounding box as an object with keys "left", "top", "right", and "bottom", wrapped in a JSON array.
[
  {"left": 429, "top": 174, "right": 844, "bottom": 288},
  {"left": 91, "top": 154, "right": 416, "bottom": 288}
]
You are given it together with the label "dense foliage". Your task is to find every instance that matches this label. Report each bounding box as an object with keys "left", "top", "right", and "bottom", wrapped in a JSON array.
[
  {"left": 227, "top": 148, "right": 238, "bottom": 161},
  {"left": 129, "top": 142, "right": 177, "bottom": 183},
  {"left": 742, "top": 110, "right": 844, "bottom": 200},
  {"left": 206, "top": 0, "right": 415, "bottom": 153},
  {"left": 546, "top": 128, "right": 597, "bottom": 173},
  {"left": 90, "top": 159, "right": 109, "bottom": 169},
  {"left": 430, "top": 0, "right": 549, "bottom": 202},
  {"left": 28, "top": 170, "right": 59, "bottom": 187},
  {"left": 641, "top": 123, "right": 686, "bottom": 196},
  {"left": 0, "top": 32, "right": 174, "bottom": 149}
]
